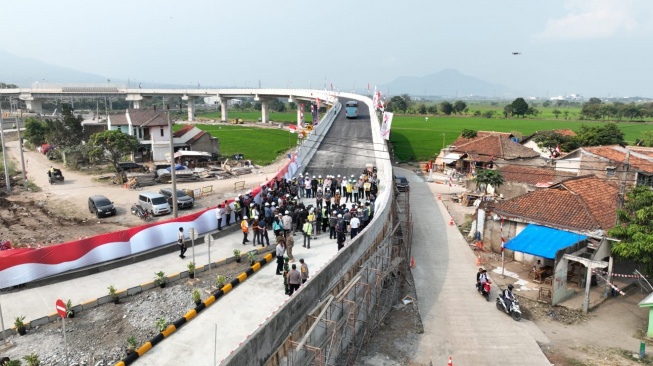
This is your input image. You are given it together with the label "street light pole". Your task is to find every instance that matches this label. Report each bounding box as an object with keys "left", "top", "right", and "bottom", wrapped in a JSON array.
[
  {"left": 167, "top": 105, "right": 178, "bottom": 218},
  {"left": 17, "top": 106, "right": 28, "bottom": 190}
]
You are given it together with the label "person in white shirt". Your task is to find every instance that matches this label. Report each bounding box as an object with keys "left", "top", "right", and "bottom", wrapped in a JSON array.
[
  {"left": 350, "top": 214, "right": 361, "bottom": 239},
  {"left": 216, "top": 204, "right": 225, "bottom": 231}
]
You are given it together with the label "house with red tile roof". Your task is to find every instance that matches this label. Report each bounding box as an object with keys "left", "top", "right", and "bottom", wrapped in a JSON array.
[
  {"left": 437, "top": 131, "right": 542, "bottom": 173},
  {"left": 107, "top": 110, "right": 218, "bottom": 161},
  {"left": 494, "top": 165, "right": 577, "bottom": 199},
  {"left": 521, "top": 129, "right": 577, "bottom": 158},
  {"left": 481, "top": 175, "right": 618, "bottom": 306},
  {"left": 554, "top": 145, "right": 653, "bottom": 188},
  {"left": 173, "top": 124, "right": 219, "bottom": 158}
]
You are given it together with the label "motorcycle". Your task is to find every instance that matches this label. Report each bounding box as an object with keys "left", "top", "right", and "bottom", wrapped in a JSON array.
[
  {"left": 496, "top": 295, "right": 522, "bottom": 321},
  {"left": 131, "top": 203, "right": 151, "bottom": 221},
  {"left": 477, "top": 280, "right": 491, "bottom": 301}
]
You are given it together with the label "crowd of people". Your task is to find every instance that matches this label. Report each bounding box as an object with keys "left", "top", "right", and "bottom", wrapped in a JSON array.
[{"left": 213, "top": 167, "right": 380, "bottom": 296}]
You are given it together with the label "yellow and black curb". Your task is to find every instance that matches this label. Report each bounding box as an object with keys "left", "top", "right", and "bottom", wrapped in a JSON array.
[{"left": 114, "top": 252, "right": 274, "bottom": 366}]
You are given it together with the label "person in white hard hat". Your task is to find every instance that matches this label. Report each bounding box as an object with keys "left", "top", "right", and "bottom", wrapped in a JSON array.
[
  {"left": 311, "top": 175, "right": 318, "bottom": 198},
  {"left": 304, "top": 176, "right": 312, "bottom": 198},
  {"left": 298, "top": 175, "right": 306, "bottom": 198}
]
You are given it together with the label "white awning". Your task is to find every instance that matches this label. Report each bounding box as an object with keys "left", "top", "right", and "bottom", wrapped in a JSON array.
[{"left": 442, "top": 153, "right": 462, "bottom": 164}]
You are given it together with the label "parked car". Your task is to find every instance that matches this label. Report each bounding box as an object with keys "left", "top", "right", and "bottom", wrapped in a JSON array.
[
  {"left": 159, "top": 188, "right": 194, "bottom": 209},
  {"left": 395, "top": 176, "right": 409, "bottom": 192},
  {"left": 88, "top": 195, "right": 116, "bottom": 218},
  {"left": 138, "top": 192, "right": 171, "bottom": 216}
]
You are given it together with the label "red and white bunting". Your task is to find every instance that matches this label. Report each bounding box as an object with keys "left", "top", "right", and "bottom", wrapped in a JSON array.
[
  {"left": 288, "top": 125, "right": 297, "bottom": 133},
  {"left": 592, "top": 270, "right": 625, "bottom": 296}
]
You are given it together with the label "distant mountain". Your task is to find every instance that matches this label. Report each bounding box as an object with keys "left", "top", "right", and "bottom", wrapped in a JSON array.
[
  {"left": 0, "top": 50, "right": 111, "bottom": 87},
  {"left": 379, "top": 69, "right": 518, "bottom": 98}
]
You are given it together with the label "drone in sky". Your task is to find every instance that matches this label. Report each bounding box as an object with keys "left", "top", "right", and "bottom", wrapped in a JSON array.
[{"left": 512, "top": 52, "right": 522, "bottom": 55}]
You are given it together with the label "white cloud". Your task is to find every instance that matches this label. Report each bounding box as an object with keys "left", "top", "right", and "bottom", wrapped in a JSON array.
[{"left": 536, "top": 0, "right": 647, "bottom": 40}]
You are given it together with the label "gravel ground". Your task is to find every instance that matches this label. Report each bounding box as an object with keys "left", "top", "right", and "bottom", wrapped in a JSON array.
[{"left": 1, "top": 253, "right": 268, "bottom": 365}]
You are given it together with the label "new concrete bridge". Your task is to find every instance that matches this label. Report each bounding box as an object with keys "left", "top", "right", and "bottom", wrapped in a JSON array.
[{"left": 0, "top": 87, "right": 335, "bottom": 122}]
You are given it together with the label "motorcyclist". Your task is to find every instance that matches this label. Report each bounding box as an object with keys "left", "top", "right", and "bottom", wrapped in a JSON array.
[
  {"left": 478, "top": 269, "right": 489, "bottom": 295},
  {"left": 502, "top": 284, "right": 516, "bottom": 311},
  {"left": 476, "top": 268, "right": 484, "bottom": 291}
]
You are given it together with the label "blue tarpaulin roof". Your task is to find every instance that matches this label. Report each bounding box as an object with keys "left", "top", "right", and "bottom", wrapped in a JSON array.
[{"left": 504, "top": 224, "right": 587, "bottom": 259}]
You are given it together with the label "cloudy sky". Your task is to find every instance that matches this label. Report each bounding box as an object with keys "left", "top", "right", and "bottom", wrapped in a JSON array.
[{"left": 1, "top": 0, "right": 652, "bottom": 97}]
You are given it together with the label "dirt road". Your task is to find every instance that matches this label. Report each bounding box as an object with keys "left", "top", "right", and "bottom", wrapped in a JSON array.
[{"left": 2, "top": 139, "right": 288, "bottom": 246}]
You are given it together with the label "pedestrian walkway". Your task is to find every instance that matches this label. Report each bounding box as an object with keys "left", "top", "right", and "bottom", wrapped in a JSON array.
[
  {"left": 397, "top": 167, "right": 552, "bottom": 366},
  {"left": 136, "top": 232, "right": 337, "bottom": 365}
]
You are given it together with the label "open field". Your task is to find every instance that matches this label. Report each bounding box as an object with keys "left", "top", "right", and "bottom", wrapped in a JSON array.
[
  {"left": 196, "top": 111, "right": 309, "bottom": 123},
  {"left": 176, "top": 124, "right": 297, "bottom": 165},
  {"left": 390, "top": 115, "right": 653, "bottom": 161}
]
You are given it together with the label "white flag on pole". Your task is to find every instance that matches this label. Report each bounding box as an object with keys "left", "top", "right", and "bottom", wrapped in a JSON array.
[{"left": 379, "top": 112, "right": 393, "bottom": 140}]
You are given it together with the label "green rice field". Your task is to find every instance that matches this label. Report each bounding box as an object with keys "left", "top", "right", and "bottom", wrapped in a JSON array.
[
  {"left": 175, "top": 124, "right": 297, "bottom": 166},
  {"left": 390, "top": 115, "right": 653, "bottom": 162},
  {"left": 197, "top": 111, "right": 309, "bottom": 123}
]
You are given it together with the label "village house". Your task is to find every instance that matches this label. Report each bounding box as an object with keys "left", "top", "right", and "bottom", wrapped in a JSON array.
[
  {"left": 436, "top": 131, "right": 543, "bottom": 174},
  {"left": 555, "top": 145, "right": 653, "bottom": 188},
  {"left": 494, "top": 164, "right": 577, "bottom": 199},
  {"left": 107, "top": 109, "right": 171, "bottom": 161},
  {"left": 520, "top": 129, "right": 577, "bottom": 158},
  {"left": 107, "top": 110, "right": 219, "bottom": 162},
  {"left": 479, "top": 175, "right": 619, "bottom": 307}
]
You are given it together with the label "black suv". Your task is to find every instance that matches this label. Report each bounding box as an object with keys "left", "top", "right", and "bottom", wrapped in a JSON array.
[
  {"left": 395, "top": 176, "right": 409, "bottom": 192},
  {"left": 159, "top": 188, "right": 195, "bottom": 209},
  {"left": 88, "top": 195, "right": 117, "bottom": 218}
]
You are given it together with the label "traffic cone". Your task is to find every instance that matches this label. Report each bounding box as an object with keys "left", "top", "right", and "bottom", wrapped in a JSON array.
[
  {"left": 410, "top": 257, "right": 415, "bottom": 268},
  {"left": 476, "top": 240, "right": 483, "bottom": 250},
  {"left": 449, "top": 217, "right": 454, "bottom": 226},
  {"left": 476, "top": 255, "right": 481, "bottom": 266},
  {"left": 438, "top": 193, "right": 441, "bottom": 200},
  {"left": 448, "top": 356, "right": 453, "bottom": 366}
]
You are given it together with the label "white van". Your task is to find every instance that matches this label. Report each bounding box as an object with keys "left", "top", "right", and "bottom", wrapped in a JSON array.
[{"left": 138, "top": 192, "right": 171, "bottom": 216}]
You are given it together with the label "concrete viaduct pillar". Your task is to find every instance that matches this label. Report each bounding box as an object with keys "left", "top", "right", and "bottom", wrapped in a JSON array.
[
  {"left": 220, "top": 98, "right": 228, "bottom": 122},
  {"left": 261, "top": 100, "right": 269, "bottom": 124},
  {"left": 25, "top": 99, "right": 43, "bottom": 114},
  {"left": 126, "top": 94, "right": 144, "bottom": 109},
  {"left": 182, "top": 95, "right": 196, "bottom": 122}
]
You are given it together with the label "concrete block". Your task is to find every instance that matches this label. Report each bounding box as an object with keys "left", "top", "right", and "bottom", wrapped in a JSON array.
[
  {"left": 47, "top": 313, "right": 59, "bottom": 322},
  {"left": 97, "top": 295, "right": 112, "bottom": 305},
  {"left": 127, "top": 286, "right": 142, "bottom": 296},
  {"left": 142, "top": 281, "right": 156, "bottom": 291},
  {"left": 81, "top": 299, "right": 98, "bottom": 310},
  {"left": 71, "top": 304, "right": 83, "bottom": 313},
  {"left": 169, "top": 272, "right": 181, "bottom": 282},
  {"left": 30, "top": 316, "right": 50, "bottom": 327}
]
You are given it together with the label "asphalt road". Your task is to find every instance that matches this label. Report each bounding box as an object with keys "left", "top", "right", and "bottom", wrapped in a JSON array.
[
  {"left": 303, "top": 99, "right": 376, "bottom": 180},
  {"left": 399, "top": 167, "right": 552, "bottom": 366}
]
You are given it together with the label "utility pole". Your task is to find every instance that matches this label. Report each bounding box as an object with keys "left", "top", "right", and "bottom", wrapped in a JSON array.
[
  {"left": 167, "top": 105, "right": 178, "bottom": 218},
  {"left": 0, "top": 109, "right": 10, "bottom": 193},
  {"left": 618, "top": 149, "right": 630, "bottom": 209},
  {"left": 17, "top": 105, "right": 28, "bottom": 190}
]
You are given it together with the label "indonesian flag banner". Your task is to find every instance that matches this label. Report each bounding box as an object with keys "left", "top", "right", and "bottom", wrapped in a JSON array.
[
  {"left": 372, "top": 92, "right": 379, "bottom": 110},
  {"left": 379, "top": 112, "right": 393, "bottom": 140},
  {"left": 299, "top": 103, "right": 304, "bottom": 128}
]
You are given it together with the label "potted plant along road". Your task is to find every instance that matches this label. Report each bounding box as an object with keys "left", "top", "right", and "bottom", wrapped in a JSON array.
[
  {"left": 216, "top": 275, "right": 226, "bottom": 289},
  {"left": 4, "top": 359, "right": 21, "bottom": 366},
  {"left": 126, "top": 335, "right": 137, "bottom": 356},
  {"left": 155, "top": 271, "right": 168, "bottom": 288},
  {"left": 233, "top": 249, "right": 241, "bottom": 263},
  {"left": 108, "top": 285, "right": 120, "bottom": 304},
  {"left": 155, "top": 318, "right": 168, "bottom": 332},
  {"left": 192, "top": 289, "right": 202, "bottom": 306},
  {"left": 65, "top": 299, "right": 75, "bottom": 318},
  {"left": 187, "top": 261, "right": 196, "bottom": 279},
  {"left": 14, "top": 315, "right": 26, "bottom": 336},
  {"left": 247, "top": 251, "right": 256, "bottom": 266}
]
